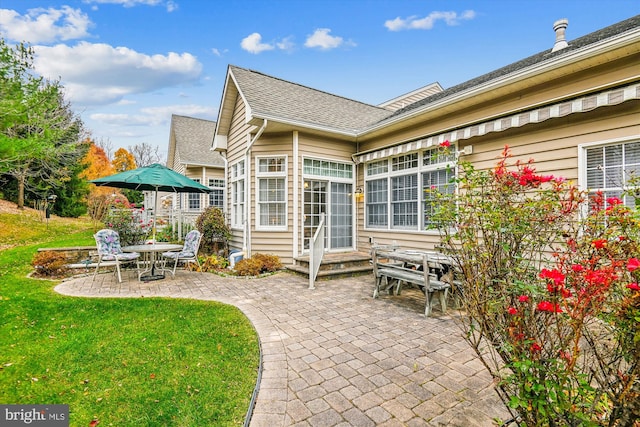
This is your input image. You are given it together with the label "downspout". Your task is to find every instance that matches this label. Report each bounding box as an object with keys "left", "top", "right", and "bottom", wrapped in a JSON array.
[
  {"left": 243, "top": 119, "right": 268, "bottom": 254},
  {"left": 351, "top": 144, "right": 360, "bottom": 252},
  {"left": 293, "top": 131, "right": 299, "bottom": 258},
  {"left": 219, "top": 150, "right": 228, "bottom": 216}
]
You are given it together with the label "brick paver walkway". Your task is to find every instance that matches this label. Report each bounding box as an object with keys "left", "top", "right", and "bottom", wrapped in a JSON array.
[{"left": 55, "top": 270, "right": 511, "bottom": 426}]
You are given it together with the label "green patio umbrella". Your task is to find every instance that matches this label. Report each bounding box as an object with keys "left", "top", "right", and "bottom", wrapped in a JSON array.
[{"left": 90, "top": 163, "right": 212, "bottom": 241}]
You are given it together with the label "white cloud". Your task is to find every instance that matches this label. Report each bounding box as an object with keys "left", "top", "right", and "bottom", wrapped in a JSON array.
[
  {"left": 276, "top": 36, "right": 295, "bottom": 52},
  {"left": 240, "top": 33, "right": 275, "bottom": 54},
  {"left": 33, "top": 42, "right": 202, "bottom": 106},
  {"left": 82, "top": 0, "right": 178, "bottom": 12},
  {"left": 90, "top": 104, "right": 216, "bottom": 128},
  {"left": 384, "top": 10, "right": 476, "bottom": 31},
  {"left": 83, "top": 0, "right": 161, "bottom": 7},
  {"left": 212, "top": 47, "right": 229, "bottom": 57},
  {"left": 304, "top": 28, "right": 346, "bottom": 50},
  {"left": 0, "top": 6, "right": 93, "bottom": 43}
]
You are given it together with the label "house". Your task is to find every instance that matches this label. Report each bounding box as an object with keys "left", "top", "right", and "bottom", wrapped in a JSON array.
[
  {"left": 166, "top": 114, "right": 225, "bottom": 214},
  {"left": 211, "top": 15, "right": 640, "bottom": 269}
]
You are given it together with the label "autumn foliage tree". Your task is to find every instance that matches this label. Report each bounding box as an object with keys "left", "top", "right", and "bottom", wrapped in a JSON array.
[
  {"left": 112, "top": 147, "right": 136, "bottom": 172},
  {"left": 82, "top": 142, "right": 122, "bottom": 224}
]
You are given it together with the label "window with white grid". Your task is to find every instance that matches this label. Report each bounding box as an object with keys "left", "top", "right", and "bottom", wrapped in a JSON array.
[
  {"left": 366, "top": 178, "right": 388, "bottom": 228},
  {"left": 208, "top": 178, "right": 224, "bottom": 208},
  {"left": 188, "top": 178, "right": 201, "bottom": 211},
  {"left": 257, "top": 156, "right": 287, "bottom": 229},
  {"left": 585, "top": 141, "right": 640, "bottom": 209},
  {"left": 364, "top": 144, "right": 456, "bottom": 231},
  {"left": 231, "top": 161, "right": 245, "bottom": 228}
]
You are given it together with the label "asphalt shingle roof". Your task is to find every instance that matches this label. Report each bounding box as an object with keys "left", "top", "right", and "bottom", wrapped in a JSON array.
[
  {"left": 229, "top": 65, "right": 392, "bottom": 134},
  {"left": 226, "top": 14, "right": 639, "bottom": 136},
  {"left": 382, "top": 14, "right": 640, "bottom": 122},
  {"left": 171, "top": 115, "right": 224, "bottom": 167}
]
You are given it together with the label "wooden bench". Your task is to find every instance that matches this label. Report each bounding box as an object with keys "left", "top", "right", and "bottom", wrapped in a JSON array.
[{"left": 372, "top": 248, "right": 451, "bottom": 317}]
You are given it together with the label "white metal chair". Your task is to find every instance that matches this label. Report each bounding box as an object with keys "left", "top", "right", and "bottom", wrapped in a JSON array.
[
  {"left": 93, "top": 229, "right": 141, "bottom": 283},
  {"left": 162, "top": 230, "right": 202, "bottom": 277}
]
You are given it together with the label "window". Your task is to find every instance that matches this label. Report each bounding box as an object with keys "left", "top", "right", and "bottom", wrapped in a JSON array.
[
  {"left": 391, "top": 174, "right": 418, "bottom": 228},
  {"left": 257, "top": 156, "right": 286, "bottom": 228},
  {"left": 303, "top": 158, "right": 352, "bottom": 179},
  {"left": 586, "top": 141, "right": 640, "bottom": 208},
  {"left": 366, "top": 178, "right": 388, "bottom": 228},
  {"left": 231, "top": 161, "right": 245, "bottom": 228},
  {"left": 208, "top": 178, "right": 224, "bottom": 209},
  {"left": 188, "top": 178, "right": 201, "bottom": 210},
  {"left": 364, "top": 145, "right": 455, "bottom": 231}
]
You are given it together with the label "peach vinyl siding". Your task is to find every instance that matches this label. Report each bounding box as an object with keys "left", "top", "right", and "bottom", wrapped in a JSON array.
[{"left": 249, "top": 133, "right": 295, "bottom": 264}]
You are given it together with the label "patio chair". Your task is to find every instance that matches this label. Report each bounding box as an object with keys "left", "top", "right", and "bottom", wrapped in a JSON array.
[
  {"left": 162, "top": 230, "right": 202, "bottom": 277},
  {"left": 93, "top": 229, "right": 141, "bottom": 283}
]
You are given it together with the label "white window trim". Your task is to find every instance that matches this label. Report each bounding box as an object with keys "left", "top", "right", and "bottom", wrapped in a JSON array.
[
  {"left": 578, "top": 136, "right": 640, "bottom": 214},
  {"left": 208, "top": 178, "right": 225, "bottom": 209},
  {"left": 255, "top": 155, "right": 288, "bottom": 231},
  {"left": 230, "top": 160, "right": 245, "bottom": 230},
  {"left": 363, "top": 145, "right": 457, "bottom": 234}
]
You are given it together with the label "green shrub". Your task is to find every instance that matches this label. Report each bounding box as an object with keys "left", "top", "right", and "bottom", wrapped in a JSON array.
[
  {"left": 31, "top": 251, "right": 69, "bottom": 278},
  {"left": 103, "top": 199, "right": 151, "bottom": 246},
  {"left": 195, "top": 207, "right": 230, "bottom": 256}
]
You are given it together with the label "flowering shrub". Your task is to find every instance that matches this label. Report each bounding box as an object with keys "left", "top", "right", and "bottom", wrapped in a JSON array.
[
  {"left": 433, "top": 145, "right": 640, "bottom": 425},
  {"left": 103, "top": 199, "right": 152, "bottom": 246}
]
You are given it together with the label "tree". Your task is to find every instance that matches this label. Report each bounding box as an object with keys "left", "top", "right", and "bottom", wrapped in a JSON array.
[
  {"left": 95, "top": 137, "right": 114, "bottom": 161},
  {"left": 0, "top": 39, "right": 86, "bottom": 209},
  {"left": 81, "top": 142, "right": 114, "bottom": 180},
  {"left": 112, "top": 147, "right": 143, "bottom": 204},
  {"left": 129, "top": 142, "right": 162, "bottom": 167},
  {"left": 112, "top": 147, "right": 137, "bottom": 172}
]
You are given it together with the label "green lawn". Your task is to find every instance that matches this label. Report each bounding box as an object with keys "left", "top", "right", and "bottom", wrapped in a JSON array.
[{"left": 0, "top": 212, "right": 260, "bottom": 426}]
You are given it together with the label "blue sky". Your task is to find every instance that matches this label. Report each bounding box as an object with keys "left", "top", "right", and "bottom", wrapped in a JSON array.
[{"left": 1, "top": 0, "right": 638, "bottom": 161}]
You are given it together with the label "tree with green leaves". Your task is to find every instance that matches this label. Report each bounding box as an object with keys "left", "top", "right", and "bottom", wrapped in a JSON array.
[{"left": 0, "top": 39, "right": 86, "bottom": 209}]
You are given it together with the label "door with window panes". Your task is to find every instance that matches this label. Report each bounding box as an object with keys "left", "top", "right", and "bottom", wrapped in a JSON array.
[{"left": 303, "top": 158, "right": 354, "bottom": 251}]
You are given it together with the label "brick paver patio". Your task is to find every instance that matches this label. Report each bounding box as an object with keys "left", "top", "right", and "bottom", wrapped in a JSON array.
[{"left": 55, "top": 269, "right": 511, "bottom": 426}]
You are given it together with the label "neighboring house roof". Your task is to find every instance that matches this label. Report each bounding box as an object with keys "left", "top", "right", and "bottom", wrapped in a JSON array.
[
  {"left": 229, "top": 65, "right": 392, "bottom": 134},
  {"left": 168, "top": 115, "right": 224, "bottom": 168}
]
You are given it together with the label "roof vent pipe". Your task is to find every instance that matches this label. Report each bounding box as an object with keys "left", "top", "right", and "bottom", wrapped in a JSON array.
[{"left": 552, "top": 18, "right": 569, "bottom": 52}]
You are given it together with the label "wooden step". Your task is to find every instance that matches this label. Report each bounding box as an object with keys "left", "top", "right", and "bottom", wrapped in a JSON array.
[{"left": 289, "top": 251, "right": 373, "bottom": 279}]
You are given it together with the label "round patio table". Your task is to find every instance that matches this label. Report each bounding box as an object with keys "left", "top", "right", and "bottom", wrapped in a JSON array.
[{"left": 122, "top": 243, "right": 182, "bottom": 281}]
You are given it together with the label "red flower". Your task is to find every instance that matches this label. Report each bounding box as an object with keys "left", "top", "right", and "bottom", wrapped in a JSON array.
[
  {"left": 627, "top": 258, "right": 640, "bottom": 272},
  {"left": 627, "top": 283, "right": 640, "bottom": 291},
  {"left": 592, "top": 239, "right": 607, "bottom": 250},
  {"left": 571, "top": 264, "right": 584, "bottom": 272},
  {"left": 540, "top": 268, "right": 565, "bottom": 285},
  {"left": 606, "top": 197, "right": 623, "bottom": 206},
  {"left": 518, "top": 295, "right": 529, "bottom": 303},
  {"left": 530, "top": 342, "right": 542, "bottom": 352},
  {"left": 507, "top": 306, "right": 518, "bottom": 315},
  {"left": 439, "top": 140, "right": 451, "bottom": 148},
  {"left": 537, "top": 301, "right": 563, "bottom": 313}
]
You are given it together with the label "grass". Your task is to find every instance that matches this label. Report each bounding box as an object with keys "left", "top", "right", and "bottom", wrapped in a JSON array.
[{"left": 0, "top": 212, "right": 260, "bottom": 426}]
